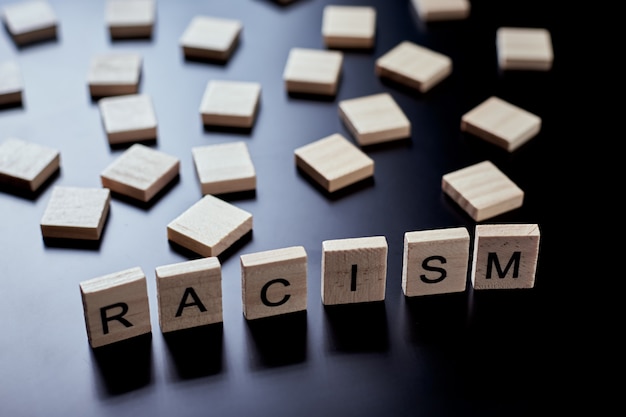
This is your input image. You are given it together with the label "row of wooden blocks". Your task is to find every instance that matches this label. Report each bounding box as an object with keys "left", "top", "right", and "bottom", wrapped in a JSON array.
[{"left": 80, "top": 223, "right": 541, "bottom": 348}]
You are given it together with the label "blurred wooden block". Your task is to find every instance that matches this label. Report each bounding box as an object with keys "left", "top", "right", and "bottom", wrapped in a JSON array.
[
  {"left": 496, "top": 27, "right": 554, "bottom": 71},
  {"left": 461, "top": 96, "right": 541, "bottom": 152},
  {"left": 156, "top": 257, "right": 223, "bottom": 333},
  {"left": 40, "top": 186, "right": 110, "bottom": 240},
  {"left": 402, "top": 227, "right": 469, "bottom": 297},
  {"left": 322, "top": 5, "right": 376, "bottom": 49},
  {"left": 0, "top": 60, "right": 23, "bottom": 106},
  {"left": 179, "top": 16, "right": 242, "bottom": 61},
  {"left": 79, "top": 267, "right": 151, "bottom": 348},
  {"left": 294, "top": 133, "right": 374, "bottom": 193},
  {"left": 471, "top": 224, "right": 540, "bottom": 290},
  {"left": 0, "top": 137, "right": 60, "bottom": 191},
  {"left": 87, "top": 53, "right": 142, "bottom": 98},
  {"left": 100, "top": 143, "right": 179, "bottom": 203},
  {"left": 240, "top": 246, "right": 307, "bottom": 320},
  {"left": 199, "top": 80, "right": 261, "bottom": 128},
  {"left": 338, "top": 92, "right": 410, "bottom": 146},
  {"left": 1, "top": 0, "right": 57, "bottom": 46},
  {"left": 167, "top": 194, "right": 253, "bottom": 257},
  {"left": 283, "top": 47, "right": 343, "bottom": 96},
  {"left": 192, "top": 141, "right": 256, "bottom": 195},
  {"left": 411, "top": 0, "right": 470, "bottom": 21},
  {"left": 322, "top": 236, "right": 387, "bottom": 305},
  {"left": 98, "top": 94, "right": 157, "bottom": 145},
  {"left": 105, "top": 0, "right": 155, "bottom": 39},
  {"left": 375, "top": 40, "right": 452, "bottom": 93},
  {"left": 442, "top": 160, "right": 524, "bottom": 221}
]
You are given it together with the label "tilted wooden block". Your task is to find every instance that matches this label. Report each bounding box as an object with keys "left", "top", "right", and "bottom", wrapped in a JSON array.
[
  {"left": 441, "top": 160, "right": 524, "bottom": 222},
  {"left": 0, "top": 60, "right": 23, "bottom": 106},
  {"left": 98, "top": 94, "right": 158, "bottom": 145},
  {"left": 87, "top": 53, "right": 142, "bottom": 98},
  {"left": 156, "top": 257, "right": 223, "bottom": 333},
  {"left": 283, "top": 47, "right": 343, "bottom": 96},
  {"left": 0, "top": 137, "right": 60, "bottom": 191},
  {"left": 240, "top": 246, "right": 307, "bottom": 320},
  {"left": 79, "top": 267, "right": 151, "bottom": 348},
  {"left": 192, "top": 141, "right": 256, "bottom": 195},
  {"left": 199, "top": 80, "right": 261, "bottom": 128},
  {"left": 1, "top": 0, "right": 58, "bottom": 46},
  {"left": 322, "top": 5, "right": 376, "bottom": 49},
  {"left": 496, "top": 27, "right": 554, "bottom": 71},
  {"left": 411, "top": 0, "right": 470, "bottom": 21},
  {"left": 471, "top": 224, "right": 540, "bottom": 290},
  {"left": 179, "top": 15, "right": 242, "bottom": 61},
  {"left": 105, "top": 0, "right": 155, "bottom": 39},
  {"left": 322, "top": 236, "right": 388, "bottom": 305},
  {"left": 402, "top": 227, "right": 469, "bottom": 297}
]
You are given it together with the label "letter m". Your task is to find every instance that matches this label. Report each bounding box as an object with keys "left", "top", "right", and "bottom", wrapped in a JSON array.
[{"left": 486, "top": 252, "right": 521, "bottom": 279}]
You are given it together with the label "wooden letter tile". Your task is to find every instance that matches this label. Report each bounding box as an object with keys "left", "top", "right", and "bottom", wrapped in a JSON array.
[
  {"left": 0, "top": 60, "right": 23, "bottom": 106},
  {"left": 496, "top": 27, "right": 554, "bottom": 71},
  {"left": 0, "top": 137, "right": 60, "bottom": 192},
  {"left": 322, "top": 5, "right": 376, "bottom": 49},
  {"left": 411, "top": 0, "right": 470, "bottom": 22},
  {"left": 87, "top": 53, "right": 142, "bottom": 98},
  {"left": 105, "top": 0, "right": 155, "bottom": 39},
  {"left": 79, "top": 267, "right": 151, "bottom": 348},
  {"left": 98, "top": 94, "right": 158, "bottom": 145},
  {"left": 156, "top": 257, "right": 223, "bottom": 333},
  {"left": 283, "top": 47, "right": 343, "bottom": 96},
  {"left": 1, "top": 0, "right": 58, "bottom": 46},
  {"left": 199, "top": 80, "right": 261, "bottom": 128},
  {"left": 179, "top": 16, "right": 242, "bottom": 62},
  {"left": 322, "top": 236, "right": 387, "bottom": 305},
  {"left": 471, "top": 224, "right": 540, "bottom": 290},
  {"left": 240, "top": 246, "right": 307, "bottom": 320},
  {"left": 192, "top": 141, "right": 256, "bottom": 195}
]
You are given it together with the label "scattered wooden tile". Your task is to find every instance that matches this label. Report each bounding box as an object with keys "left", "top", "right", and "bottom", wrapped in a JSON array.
[
  {"left": 87, "top": 53, "right": 142, "bottom": 98},
  {"left": 79, "top": 267, "right": 151, "bottom": 348},
  {"left": 156, "top": 257, "right": 223, "bottom": 333},
  {"left": 240, "top": 246, "right": 307, "bottom": 320},
  {"left": 441, "top": 160, "right": 524, "bottom": 222},
  {"left": 283, "top": 47, "right": 343, "bottom": 96},
  {"left": 471, "top": 224, "right": 540, "bottom": 290},
  {"left": 461, "top": 96, "right": 541, "bottom": 152},
  {"left": 322, "top": 5, "right": 376, "bottom": 49},
  {"left": 105, "top": 0, "right": 155, "bottom": 39},
  {"left": 100, "top": 143, "right": 179, "bottom": 203},
  {"left": 167, "top": 194, "right": 253, "bottom": 258},
  {"left": 410, "top": 0, "right": 470, "bottom": 21},
  {"left": 192, "top": 141, "right": 256, "bottom": 196},
  {"left": 40, "top": 186, "right": 111, "bottom": 240},
  {"left": 0, "top": 137, "right": 60, "bottom": 191},
  {"left": 179, "top": 15, "right": 242, "bottom": 62},
  {"left": 1, "top": 0, "right": 58, "bottom": 46},
  {"left": 199, "top": 80, "right": 261, "bottom": 128},
  {"left": 0, "top": 60, "right": 23, "bottom": 106},
  {"left": 98, "top": 94, "right": 157, "bottom": 145},
  {"left": 375, "top": 40, "right": 452, "bottom": 93},
  {"left": 294, "top": 133, "right": 374, "bottom": 193},
  {"left": 338, "top": 92, "right": 410, "bottom": 146},
  {"left": 496, "top": 27, "right": 554, "bottom": 71},
  {"left": 321, "top": 236, "right": 387, "bottom": 305},
  {"left": 402, "top": 227, "right": 469, "bottom": 297}
]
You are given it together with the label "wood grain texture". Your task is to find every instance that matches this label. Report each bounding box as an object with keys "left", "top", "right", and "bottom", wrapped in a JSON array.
[
  {"left": 283, "top": 47, "right": 343, "bottom": 96},
  {"left": 0, "top": 60, "right": 23, "bottom": 106},
  {"left": 87, "top": 53, "right": 142, "bottom": 98},
  {"left": 322, "top": 5, "right": 376, "bottom": 49},
  {"left": 98, "top": 94, "right": 158, "bottom": 144},
  {"left": 411, "top": 0, "right": 470, "bottom": 21},
  {"left": 0, "top": 137, "right": 60, "bottom": 191},
  {"left": 105, "top": 0, "right": 155, "bottom": 39},
  {"left": 179, "top": 15, "right": 242, "bottom": 61},
  {"left": 199, "top": 80, "right": 261, "bottom": 128},
  {"left": 192, "top": 141, "right": 256, "bottom": 195},
  {"left": 1, "top": 0, "right": 58, "bottom": 45},
  {"left": 496, "top": 27, "right": 553, "bottom": 71}
]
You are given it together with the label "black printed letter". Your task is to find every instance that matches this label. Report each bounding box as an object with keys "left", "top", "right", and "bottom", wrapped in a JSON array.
[
  {"left": 261, "top": 278, "right": 291, "bottom": 307},
  {"left": 486, "top": 252, "right": 521, "bottom": 279},
  {"left": 420, "top": 255, "right": 447, "bottom": 284},
  {"left": 175, "top": 287, "right": 208, "bottom": 317},
  {"left": 100, "top": 302, "right": 133, "bottom": 334}
]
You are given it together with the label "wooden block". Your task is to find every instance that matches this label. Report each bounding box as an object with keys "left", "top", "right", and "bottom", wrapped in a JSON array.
[
  {"left": 441, "top": 160, "right": 524, "bottom": 222},
  {"left": 496, "top": 27, "right": 554, "bottom": 71},
  {"left": 79, "top": 267, "right": 151, "bottom": 348},
  {"left": 411, "top": 0, "right": 470, "bottom": 21},
  {"left": 192, "top": 141, "right": 256, "bottom": 195},
  {"left": 321, "top": 236, "right": 387, "bottom": 305},
  {"left": 283, "top": 47, "right": 343, "bottom": 96},
  {"left": 40, "top": 186, "right": 110, "bottom": 240},
  {"left": 105, "top": 0, "right": 155, "bottom": 39},
  {"left": 87, "top": 53, "right": 142, "bottom": 98},
  {"left": 375, "top": 40, "right": 452, "bottom": 93},
  {"left": 179, "top": 16, "right": 242, "bottom": 62},
  {"left": 338, "top": 92, "right": 410, "bottom": 146},
  {"left": 402, "top": 227, "right": 469, "bottom": 297},
  {"left": 461, "top": 96, "right": 541, "bottom": 152},
  {"left": 240, "top": 246, "right": 307, "bottom": 320},
  {"left": 156, "top": 257, "right": 223, "bottom": 333},
  {"left": 199, "top": 80, "right": 261, "bottom": 128},
  {"left": 0, "top": 60, "right": 23, "bottom": 106},
  {"left": 100, "top": 143, "right": 180, "bottom": 203},
  {"left": 471, "top": 224, "right": 540, "bottom": 290},
  {"left": 1, "top": 0, "right": 57, "bottom": 46},
  {"left": 167, "top": 194, "right": 253, "bottom": 258},
  {"left": 294, "top": 133, "right": 374, "bottom": 193},
  {"left": 322, "top": 5, "right": 376, "bottom": 49},
  {"left": 0, "top": 137, "right": 60, "bottom": 191},
  {"left": 98, "top": 94, "right": 157, "bottom": 145}
]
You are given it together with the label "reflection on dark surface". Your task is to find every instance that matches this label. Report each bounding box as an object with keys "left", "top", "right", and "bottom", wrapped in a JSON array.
[
  {"left": 246, "top": 310, "right": 307, "bottom": 369},
  {"left": 163, "top": 323, "right": 224, "bottom": 380},
  {"left": 324, "top": 301, "right": 389, "bottom": 353}
]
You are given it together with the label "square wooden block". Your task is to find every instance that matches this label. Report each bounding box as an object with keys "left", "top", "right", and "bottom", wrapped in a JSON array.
[
  {"left": 199, "top": 80, "right": 261, "bottom": 128},
  {"left": 0, "top": 60, "right": 23, "bottom": 106},
  {"left": 375, "top": 40, "right": 452, "bottom": 93},
  {"left": 322, "top": 236, "right": 388, "bottom": 305},
  {"left": 40, "top": 186, "right": 110, "bottom": 240},
  {"left": 411, "top": 0, "right": 470, "bottom": 21},
  {"left": 156, "top": 257, "right": 223, "bottom": 333},
  {"left": 192, "top": 141, "right": 256, "bottom": 196},
  {"left": 79, "top": 267, "right": 151, "bottom": 348},
  {"left": 294, "top": 133, "right": 374, "bottom": 193},
  {"left": 87, "top": 53, "right": 142, "bottom": 98},
  {"left": 100, "top": 143, "right": 180, "bottom": 203},
  {"left": 471, "top": 224, "right": 540, "bottom": 290},
  {"left": 461, "top": 96, "right": 541, "bottom": 152},
  {"left": 442, "top": 160, "right": 524, "bottom": 222},
  {"left": 0, "top": 137, "right": 60, "bottom": 191},
  {"left": 283, "top": 47, "right": 343, "bottom": 96},
  {"left": 338, "top": 92, "right": 411, "bottom": 146},
  {"left": 167, "top": 194, "right": 253, "bottom": 258},
  {"left": 496, "top": 27, "right": 554, "bottom": 71},
  {"left": 179, "top": 15, "right": 242, "bottom": 61},
  {"left": 98, "top": 94, "right": 158, "bottom": 145},
  {"left": 240, "top": 246, "right": 307, "bottom": 320},
  {"left": 1, "top": 0, "right": 57, "bottom": 46},
  {"left": 402, "top": 227, "right": 469, "bottom": 297},
  {"left": 105, "top": 0, "right": 155, "bottom": 39},
  {"left": 322, "top": 5, "right": 376, "bottom": 49}
]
